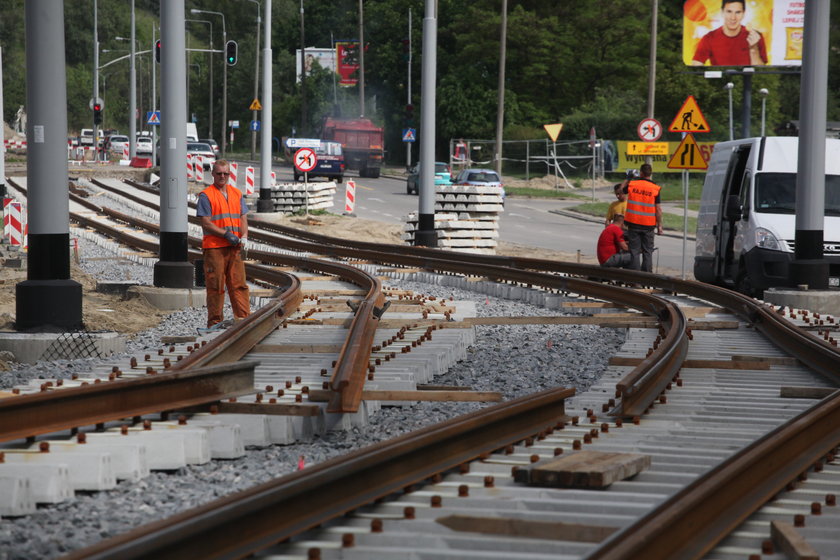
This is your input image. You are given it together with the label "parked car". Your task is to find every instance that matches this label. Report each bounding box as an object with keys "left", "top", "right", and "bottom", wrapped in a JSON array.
[
  {"left": 406, "top": 161, "right": 451, "bottom": 195},
  {"left": 186, "top": 142, "right": 217, "bottom": 170},
  {"left": 452, "top": 168, "right": 505, "bottom": 200},
  {"left": 135, "top": 136, "right": 153, "bottom": 156},
  {"left": 105, "top": 134, "right": 130, "bottom": 154},
  {"left": 200, "top": 138, "right": 221, "bottom": 158}
]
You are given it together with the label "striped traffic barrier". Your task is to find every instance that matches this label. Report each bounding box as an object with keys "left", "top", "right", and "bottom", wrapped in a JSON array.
[
  {"left": 186, "top": 155, "right": 194, "bottom": 181},
  {"left": 344, "top": 180, "right": 356, "bottom": 213},
  {"left": 3, "top": 199, "right": 23, "bottom": 246},
  {"left": 122, "top": 145, "right": 129, "bottom": 161},
  {"left": 245, "top": 166, "right": 255, "bottom": 195},
  {"left": 195, "top": 156, "right": 205, "bottom": 183},
  {"left": 228, "top": 162, "right": 238, "bottom": 188}
]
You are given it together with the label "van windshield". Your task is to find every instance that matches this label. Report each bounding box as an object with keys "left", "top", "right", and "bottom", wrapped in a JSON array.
[{"left": 755, "top": 173, "right": 840, "bottom": 216}]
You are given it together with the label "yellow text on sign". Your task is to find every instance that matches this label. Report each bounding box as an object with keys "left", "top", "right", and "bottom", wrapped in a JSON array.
[
  {"left": 667, "top": 134, "right": 709, "bottom": 170},
  {"left": 626, "top": 142, "right": 669, "bottom": 156}
]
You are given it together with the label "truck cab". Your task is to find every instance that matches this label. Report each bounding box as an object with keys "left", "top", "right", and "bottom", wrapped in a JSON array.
[{"left": 694, "top": 137, "right": 840, "bottom": 296}]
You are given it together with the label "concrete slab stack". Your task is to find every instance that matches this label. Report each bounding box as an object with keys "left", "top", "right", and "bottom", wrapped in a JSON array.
[
  {"left": 403, "top": 184, "right": 504, "bottom": 254},
  {"left": 267, "top": 181, "right": 336, "bottom": 214}
]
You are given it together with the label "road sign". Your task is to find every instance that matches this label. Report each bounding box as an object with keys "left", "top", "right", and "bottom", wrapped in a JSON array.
[
  {"left": 668, "top": 96, "right": 710, "bottom": 133},
  {"left": 667, "top": 134, "right": 708, "bottom": 170},
  {"left": 294, "top": 147, "right": 317, "bottom": 173},
  {"left": 543, "top": 123, "right": 563, "bottom": 142},
  {"left": 146, "top": 111, "right": 161, "bottom": 125},
  {"left": 627, "top": 142, "right": 668, "bottom": 156},
  {"left": 250, "top": 120, "right": 260, "bottom": 132},
  {"left": 249, "top": 98, "right": 262, "bottom": 111},
  {"left": 229, "top": 120, "right": 240, "bottom": 129},
  {"left": 637, "top": 118, "right": 663, "bottom": 141},
  {"left": 402, "top": 128, "right": 416, "bottom": 143},
  {"left": 286, "top": 138, "right": 321, "bottom": 149}
]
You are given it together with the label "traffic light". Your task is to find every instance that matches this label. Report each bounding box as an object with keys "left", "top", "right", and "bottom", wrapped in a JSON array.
[
  {"left": 93, "top": 102, "right": 103, "bottom": 125},
  {"left": 155, "top": 40, "right": 161, "bottom": 63},
  {"left": 225, "top": 40, "right": 238, "bottom": 66},
  {"left": 405, "top": 104, "right": 414, "bottom": 127}
]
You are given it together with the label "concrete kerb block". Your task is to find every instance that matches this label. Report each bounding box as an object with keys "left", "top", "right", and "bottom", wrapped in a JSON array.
[
  {"left": 3, "top": 450, "right": 116, "bottom": 491},
  {"left": 0, "top": 463, "right": 72, "bottom": 505},
  {"left": 0, "top": 476, "right": 35, "bottom": 517},
  {"left": 0, "top": 331, "right": 126, "bottom": 364},
  {"left": 104, "top": 427, "right": 188, "bottom": 470},
  {"left": 39, "top": 438, "right": 149, "bottom": 481},
  {"left": 166, "top": 417, "right": 246, "bottom": 459},
  {"left": 127, "top": 285, "right": 207, "bottom": 311}
]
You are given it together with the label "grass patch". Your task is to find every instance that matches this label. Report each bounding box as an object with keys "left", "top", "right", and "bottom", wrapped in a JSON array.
[{"left": 506, "top": 186, "right": 590, "bottom": 199}]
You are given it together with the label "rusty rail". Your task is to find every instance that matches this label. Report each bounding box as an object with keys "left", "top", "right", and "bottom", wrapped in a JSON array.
[
  {"left": 0, "top": 362, "right": 258, "bottom": 442},
  {"left": 64, "top": 386, "right": 575, "bottom": 560}
]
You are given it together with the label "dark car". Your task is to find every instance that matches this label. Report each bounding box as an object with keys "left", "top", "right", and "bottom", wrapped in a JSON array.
[
  {"left": 200, "top": 138, "right": 221, "bottom": 158},
  {"left": 293, "top": 140, "right": 345, "bottom": 183},
  {"left": 406, "top": 162, "right": 451, "bottom": 195}
]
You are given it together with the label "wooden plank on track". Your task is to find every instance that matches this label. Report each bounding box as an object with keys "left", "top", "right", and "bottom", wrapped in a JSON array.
[
  {"left": 685, "top": 320, "right": 740, "bottom": 330},
  {"left": 562, "top": 301, "right": 625, "bottom": 309},
  {"left": 771, "top": 520, "right": 820, "bottom": 560},
  {"left": 252, "top": 344, "right": 343, "bottom": 354},
  {"left": 461, "top": 316, "right": 649, "bottom": 326},
  {"left": 780, "top": 386, "right": 838, "bottom": 399},
  {"left": 307, "top": 389, "right": 501, "bottom": 402},
  {"left": 514, "top": 450, "right": 650, "bottom": 489},
  {"left": 609, "top": 357, "right": 770, "bottom": 369},
  {"left": 186, "top": 401, "right": 322, "bottom": 416},
  {"left": 732, "top": 354, "right": 798, "bottom": 365},
  {"left": 436, "top": 515, "right": 617, "bottom": 543}
]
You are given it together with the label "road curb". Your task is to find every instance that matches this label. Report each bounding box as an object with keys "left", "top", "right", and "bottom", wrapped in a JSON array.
[{"left": 548, "top": 208, "right": 696, "bottom": 241}]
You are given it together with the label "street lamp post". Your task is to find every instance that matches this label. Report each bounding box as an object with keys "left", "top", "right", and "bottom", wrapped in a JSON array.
[
  {"left": 725, "top": 82, "right": 735, "bottom": 141},
  {"left": 247, "top": 0, "right": 261, "bottom": 160},
  {"left": 186, "top": 18, "right": 213, "bottom": 138},
  {"left": 191, "top": 8, "right": 227, "bottom": 154},
  {"left": 115, "top": 30, "right": 138, "bottom": 157},
  {"left": 759, "top": 88, "right": 769, "bottom": 137}
]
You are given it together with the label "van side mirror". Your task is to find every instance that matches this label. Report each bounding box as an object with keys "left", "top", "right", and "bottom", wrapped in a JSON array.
[{"left": 725, "top": 195, "right": 743, "bottom": 221}]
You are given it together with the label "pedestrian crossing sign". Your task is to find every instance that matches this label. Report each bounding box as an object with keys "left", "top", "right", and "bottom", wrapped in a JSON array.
[
  {"left": 668, "top": 96, "right": 710, "bottom": 133},
  {"left": 146, "top": 111, "right": 161, "bottom": 125},
  {"left": 402, "top": 128, "right": 416, "bottom": 143}
]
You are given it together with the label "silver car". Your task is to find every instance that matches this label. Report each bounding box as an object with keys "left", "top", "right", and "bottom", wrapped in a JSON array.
[{"left": 187, "top": 142, "right": 217, "bottom": 170}]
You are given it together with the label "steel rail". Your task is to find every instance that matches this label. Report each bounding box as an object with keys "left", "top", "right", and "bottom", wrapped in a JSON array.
[
  {"left": 587, "top": 390, "right": 840, "bottom": 560},
  {"left": 63, "top": 386, "right": 576, "bottom": 560},
  {"left": 0, "top": 361, "right": 258, "bottom": 442}
]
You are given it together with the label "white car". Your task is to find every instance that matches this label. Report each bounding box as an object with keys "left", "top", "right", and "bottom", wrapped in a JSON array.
[
  {"left": 106, "top": 135, "right": 130, "bottom": 154},
  {"left": 135, "top": 137, "right": 153, "bottom": 156}
]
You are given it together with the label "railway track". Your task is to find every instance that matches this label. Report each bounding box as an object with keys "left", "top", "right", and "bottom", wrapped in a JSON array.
[{"left": 2, "top": 176, "right": 840, "bottom": 559}]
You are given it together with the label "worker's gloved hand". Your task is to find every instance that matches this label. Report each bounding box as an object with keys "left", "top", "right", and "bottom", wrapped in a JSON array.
[
  {"left": 240, "top": 237, "right": 248, "bottom": 251},
  {"left": 224, "top": 231, "right": 240, "bottom": 246}
]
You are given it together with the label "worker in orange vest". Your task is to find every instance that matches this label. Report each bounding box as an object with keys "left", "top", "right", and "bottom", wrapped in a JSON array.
[
  {"left": 197, "top": 160, "right": 251, "bottom": 328},
  {"left": 622, "top": 163, "right": 663, "bottom": 272}
]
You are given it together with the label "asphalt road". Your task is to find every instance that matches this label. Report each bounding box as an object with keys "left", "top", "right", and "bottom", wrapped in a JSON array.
[{"left": 262, "top": 164, "right": 697, "bottom": 277}]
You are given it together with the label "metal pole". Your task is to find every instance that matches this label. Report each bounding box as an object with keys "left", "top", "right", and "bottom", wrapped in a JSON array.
[
  {"left": 257, "top": 0, "right": 274, "bottom": 213},
  {"left": 154, "top": 0, "right": 192, "bottom": 288},
  {"left": 249, "top": 0, "right": 261, "bottom": 160},
  {"left": 494, "top": 0, "right": 507, "bottom": 175},
  {"left": 414, "top": 0, "right": 437, "bottom": 247},
  {"left": 792, "top": 0, "right": 831, "bottom": 289},
  {"left": 726, "top": 82, "right": 734, "bottom": 141},
  {"left": 93, "top": 0, "right": 99, "bottom": 161},
  {"left": 0, "top": 46, "right": 5, "bottom": 200},
  {"left": 300, "top": 0, "right": 306, "bottom": 133},
  {"left": 645, "top": 0, "right": 658, "bottom": 166},
  {"left": 406, "top": 8, "right": 412, "bottom": 168},
  {"left": 358, "top": 0, "right": 365, "bottom": 117},
  {"left": 222, "top": 21, "right": 227, "bottom": 154},
  {"left": 151, "top": 24, "right": 157, "bottom": 167},
  {"left": 129, "top": 0, "right": 136, "bottom": 158},
  {"left": 741, "top": 69, "right": 753, "bottom": 138},
  {"left": 17, "top": 0, "right": 82, "bottom": 330},
  {"left": 759, "top": 88, "right": 768, "bottom": 136},
  {"left": 682, "top": 169, "right": 688, "bottom": 280}
]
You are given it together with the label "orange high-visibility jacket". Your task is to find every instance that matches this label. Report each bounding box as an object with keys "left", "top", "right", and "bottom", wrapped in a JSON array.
[
  {"left": 625, "top": 178, "right": 660, "bottom": 227},
  {"left": 201, "top": 185, "right": 244, "bottom": 249}
]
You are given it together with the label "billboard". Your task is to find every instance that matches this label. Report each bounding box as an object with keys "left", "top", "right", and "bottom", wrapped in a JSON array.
[
  {"left": 617, "top": 140, "right": 717, "bottom": 174},
  {"left": 683, "top": 0, "right": 804, "bottom": 67},
  {"left": 295, "top": 48, "right": 337, "bottom": 82},
  {"left": 336, "top": 41, "right": 360, "bottom": 87}
]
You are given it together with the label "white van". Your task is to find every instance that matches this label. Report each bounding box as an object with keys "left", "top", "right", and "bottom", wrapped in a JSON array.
[
  {"left": 186, "top": 123, "right": 198, "bottom": 142},
  {"left": 694, "top": 136, "right": 840, "bottom": 296}
]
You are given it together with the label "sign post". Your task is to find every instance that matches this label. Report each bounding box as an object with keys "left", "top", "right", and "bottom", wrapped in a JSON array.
[{"left": 294, "top": 147, "right": 318, "bottom": 215}]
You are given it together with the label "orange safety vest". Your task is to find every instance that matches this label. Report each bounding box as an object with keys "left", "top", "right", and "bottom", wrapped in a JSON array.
[
  {"left": 201, "top": 184, "right": 244, "bottom": 249},
  {"left": 624, "top": 178, "right": 660, "bottom": 227}
]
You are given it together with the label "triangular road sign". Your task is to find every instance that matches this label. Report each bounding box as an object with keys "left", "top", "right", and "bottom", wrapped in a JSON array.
[
  {"left": 249, "top": 98, "right": 262, "bottom": 111},
  {"left": 668, "top": 95, "right": 710, "bottom": 133},
  {"left": 543, "top": 123, "right": 563, "bottom": 142},
  {"left": 667, "top": 134, "right": 709, "bottom": 170}
]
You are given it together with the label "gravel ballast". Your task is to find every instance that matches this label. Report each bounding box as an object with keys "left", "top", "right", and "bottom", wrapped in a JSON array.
[{"left": 0, "top": 239, "right": 626, "bottom": 560}]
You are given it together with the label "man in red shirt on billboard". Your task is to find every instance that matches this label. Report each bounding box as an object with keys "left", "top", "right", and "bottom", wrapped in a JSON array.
[{"left": 692, "top": 0, "right": 767, "bottom": 66}]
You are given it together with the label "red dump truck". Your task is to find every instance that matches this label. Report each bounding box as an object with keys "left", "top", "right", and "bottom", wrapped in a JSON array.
[{"left": 321, "top": 117, "right": 384, "bottom": 178}]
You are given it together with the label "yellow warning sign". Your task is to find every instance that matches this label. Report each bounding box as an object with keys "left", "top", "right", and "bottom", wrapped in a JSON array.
[
  {"left": 667, "top": 134, "right": 709, "bottom": 170},
  {"left": 626, "top": 142, "right": 669, "bottom": 156},
  {"left": 668, "top": 95, "right": 710, "bottom": 133},
  {"left": 543, "top": 123, "right": 563, "bottom": 142},
  {"left": 249, "top": 98, "right": 262, "bottom": 111}
]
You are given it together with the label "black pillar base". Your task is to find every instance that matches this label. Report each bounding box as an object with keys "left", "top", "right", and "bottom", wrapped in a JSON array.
[
  {"left": 790, "top": 259, "right": 830, "bottom": 290},
  {"left": 414, "top": 212, "right": 437, "bottom": 248},
  {"left": 16, "top": 279, "right": 83, "bottom": 332},
  {"left": 153, "top": 261, "right": 195, "bottom": 289},
  {"left": 257, "top": 198, "right": 275, "bottom": 213}
]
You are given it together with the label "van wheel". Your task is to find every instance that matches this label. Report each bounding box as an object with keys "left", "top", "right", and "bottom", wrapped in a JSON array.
[
  {"left": 337, "top": 176, "right": 344, "bottom": 184},
  {"left": 369, "top": 167, "right": 381, "bottom": 179},
  {"left": 736, "top": 270, "right": 761, "bottom": 299}
]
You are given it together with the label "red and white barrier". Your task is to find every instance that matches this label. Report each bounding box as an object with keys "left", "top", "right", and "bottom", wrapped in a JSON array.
[
  {"left": 228, "top": 162, "right": 238, "bottom": 188},
  {"left": 186, "top": 155, "right": 194, "bottom": 181},
  {"left": 344, "top": 180, "right": 356, "bottom": 213},
  {"left": 245, "top": 166, "right": 255, "bottom": 195},
  {"left": 271, "top": 171, "right": 276, "bottom": 187},
  {"left": 3, "top": 199, "right": 24, "bottom": 246},
  {"left": 195, "top": 156, "right": 205, "bottom": 183},
  {"left": 122, "top": 145, "right": 129, "bottom": 161},
  {"left": 3, "top": 140, "right": 27, "bottom": 150}
]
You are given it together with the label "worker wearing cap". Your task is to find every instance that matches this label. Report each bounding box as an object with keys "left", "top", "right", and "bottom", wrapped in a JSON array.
[
  {"left": 622, "top": 163, "right": 663, "bottom": 272},
  {"left": 197, "top": 160, "right": 250, "bottom": 328}
]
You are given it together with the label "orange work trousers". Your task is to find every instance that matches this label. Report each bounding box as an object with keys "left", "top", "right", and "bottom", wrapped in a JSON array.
[{"left": 203, "top": 246, "right": 250, "bottom": 327}]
